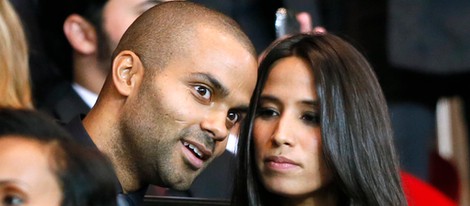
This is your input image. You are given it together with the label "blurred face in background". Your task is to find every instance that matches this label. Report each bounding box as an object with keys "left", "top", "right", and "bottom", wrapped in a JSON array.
[
  {"left": 102, "top": 0, "right": 168, "bottom": 49},
  {"left": 97, "top": 0, "right": 170, "bottom": 69},
  {"left": 0, "top": 136, "right": 62, "bottom": 206}
]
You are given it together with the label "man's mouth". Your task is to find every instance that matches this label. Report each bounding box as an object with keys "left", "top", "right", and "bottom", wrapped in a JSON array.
[
  {"left": 181, "top": 140, "right": 212, "bottom": 170},
  {"left": 183, "top": 141, "right": 204, "bottom": 159}
]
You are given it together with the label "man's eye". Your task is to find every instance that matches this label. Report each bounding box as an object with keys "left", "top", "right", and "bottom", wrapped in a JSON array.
[
  {"left": 3, "top": 194, "right": 25, "bottom": 206},
  {"left": 194, "top": 85, "right": 212, "bottom": 100},
  {"left": 227, "top": 111, "right": 240, "bottom": 125}
]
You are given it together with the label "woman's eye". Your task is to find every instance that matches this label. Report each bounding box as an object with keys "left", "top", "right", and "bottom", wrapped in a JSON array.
[
  {"left": 301, "top": 112, "right": 320, "bottom": 125},
  {"left": 256, "top": 107, "right": 278, "bottom": 118},
  {"left": 194, "top": 85, "right": 212, "bottom": 100},
  {"left": 3, "top": 194, "right": 24, "bottom": 206}
]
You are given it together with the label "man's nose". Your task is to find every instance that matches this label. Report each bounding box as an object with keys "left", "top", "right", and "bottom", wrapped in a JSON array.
[{"left": 200, "top": 109, "right": 229, "bottom": 142}]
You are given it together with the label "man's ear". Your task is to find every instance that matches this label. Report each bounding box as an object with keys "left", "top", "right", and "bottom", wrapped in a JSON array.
[
  {"left": 63, "top": 14, "right": 97, "bottom": 54},
  {"left": 112, "top": 50, "right": 144, "bottom": 97}
]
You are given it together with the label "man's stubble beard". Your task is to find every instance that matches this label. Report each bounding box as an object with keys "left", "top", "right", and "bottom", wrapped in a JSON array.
[{"left": 117, "top": 80, "right": 198, "bottom": 190}]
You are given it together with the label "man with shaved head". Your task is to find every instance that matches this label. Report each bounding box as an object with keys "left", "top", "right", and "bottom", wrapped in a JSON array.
[{"left": 65, "top": 1, "right": 258, "bottom": 205}]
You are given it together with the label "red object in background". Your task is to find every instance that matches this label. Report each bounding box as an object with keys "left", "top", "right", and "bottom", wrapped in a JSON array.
[
  {"left": 402, "top": 171, "right": 457, "bottom": 206},
  {"left": 428, "top": 150, "right": 461, "bottom": 201}
]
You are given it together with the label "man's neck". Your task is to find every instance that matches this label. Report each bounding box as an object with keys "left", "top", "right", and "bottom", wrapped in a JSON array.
[{"left": 83, "top": 105, "right": 144, "bottom": 193}]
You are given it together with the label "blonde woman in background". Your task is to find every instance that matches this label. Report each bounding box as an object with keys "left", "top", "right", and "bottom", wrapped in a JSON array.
[{"left": 0, "top": 0, "right": 32, "bottom": 109}]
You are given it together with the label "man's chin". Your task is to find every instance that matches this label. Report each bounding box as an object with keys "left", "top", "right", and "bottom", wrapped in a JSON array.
[
  {"left": 165, "top": 173, "right": 200, "bottom": 191},
  {"left": 169, "top": 180, "right": 193, "bottom": 191}
]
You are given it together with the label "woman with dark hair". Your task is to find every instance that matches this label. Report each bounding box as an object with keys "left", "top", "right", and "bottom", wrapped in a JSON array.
[
  {"left": 0, "top": 108, "right": 117, "bottom": 206},
  {"left": 232, "top": 32, "right": 407, "bottom": 205}
]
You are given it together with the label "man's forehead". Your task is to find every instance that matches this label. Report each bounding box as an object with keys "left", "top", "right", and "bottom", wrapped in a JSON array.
[{"left": 225, "top": 74, "right": 257, "bottom": 106}]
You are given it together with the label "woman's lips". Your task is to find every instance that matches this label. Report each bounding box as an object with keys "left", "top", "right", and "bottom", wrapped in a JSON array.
[{"left": 264, "top": 155, "right": 300, "bottom": 170}]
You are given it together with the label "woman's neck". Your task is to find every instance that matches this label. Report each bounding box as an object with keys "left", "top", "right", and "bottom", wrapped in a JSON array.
[{"left": 280, "top": 186, "right": 338, "bottom": 206}]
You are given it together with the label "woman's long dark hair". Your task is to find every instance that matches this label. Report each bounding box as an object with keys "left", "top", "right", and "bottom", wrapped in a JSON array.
[{"left": 232, "top": 33, "right": 407, "bottom": 206}]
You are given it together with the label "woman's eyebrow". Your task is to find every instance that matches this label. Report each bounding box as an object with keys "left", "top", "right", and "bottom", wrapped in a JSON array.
[
  {"left": 301, "top": 100, "right": 320, "bottom": 107},
  {"left": 259, "top": 95, "right": 280, "bottom": 104}
]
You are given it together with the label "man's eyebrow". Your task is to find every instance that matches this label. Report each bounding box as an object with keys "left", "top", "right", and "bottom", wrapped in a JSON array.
[
  {"left": 233, "top": 105, "right": 250, "bottom": 113},
  {"left": 191, "top": 72, "right": 230, "bottom": 97}
]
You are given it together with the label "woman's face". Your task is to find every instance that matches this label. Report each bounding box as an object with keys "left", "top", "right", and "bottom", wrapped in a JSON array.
[
  {"left": 0, "top": 136, "right": 62, "bottom": 206},
  {"left": 254, "top": 56, "right": 332, "bottom": 202}
]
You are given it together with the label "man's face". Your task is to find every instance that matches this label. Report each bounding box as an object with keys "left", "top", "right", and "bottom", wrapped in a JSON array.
[{"left": 120, "top": 27, "right": 258, "bottom": 190}]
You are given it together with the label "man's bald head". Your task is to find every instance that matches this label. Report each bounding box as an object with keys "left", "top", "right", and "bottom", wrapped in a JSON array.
[{"left": 113, "top": 1, "right": 256, "bottom": 73}]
